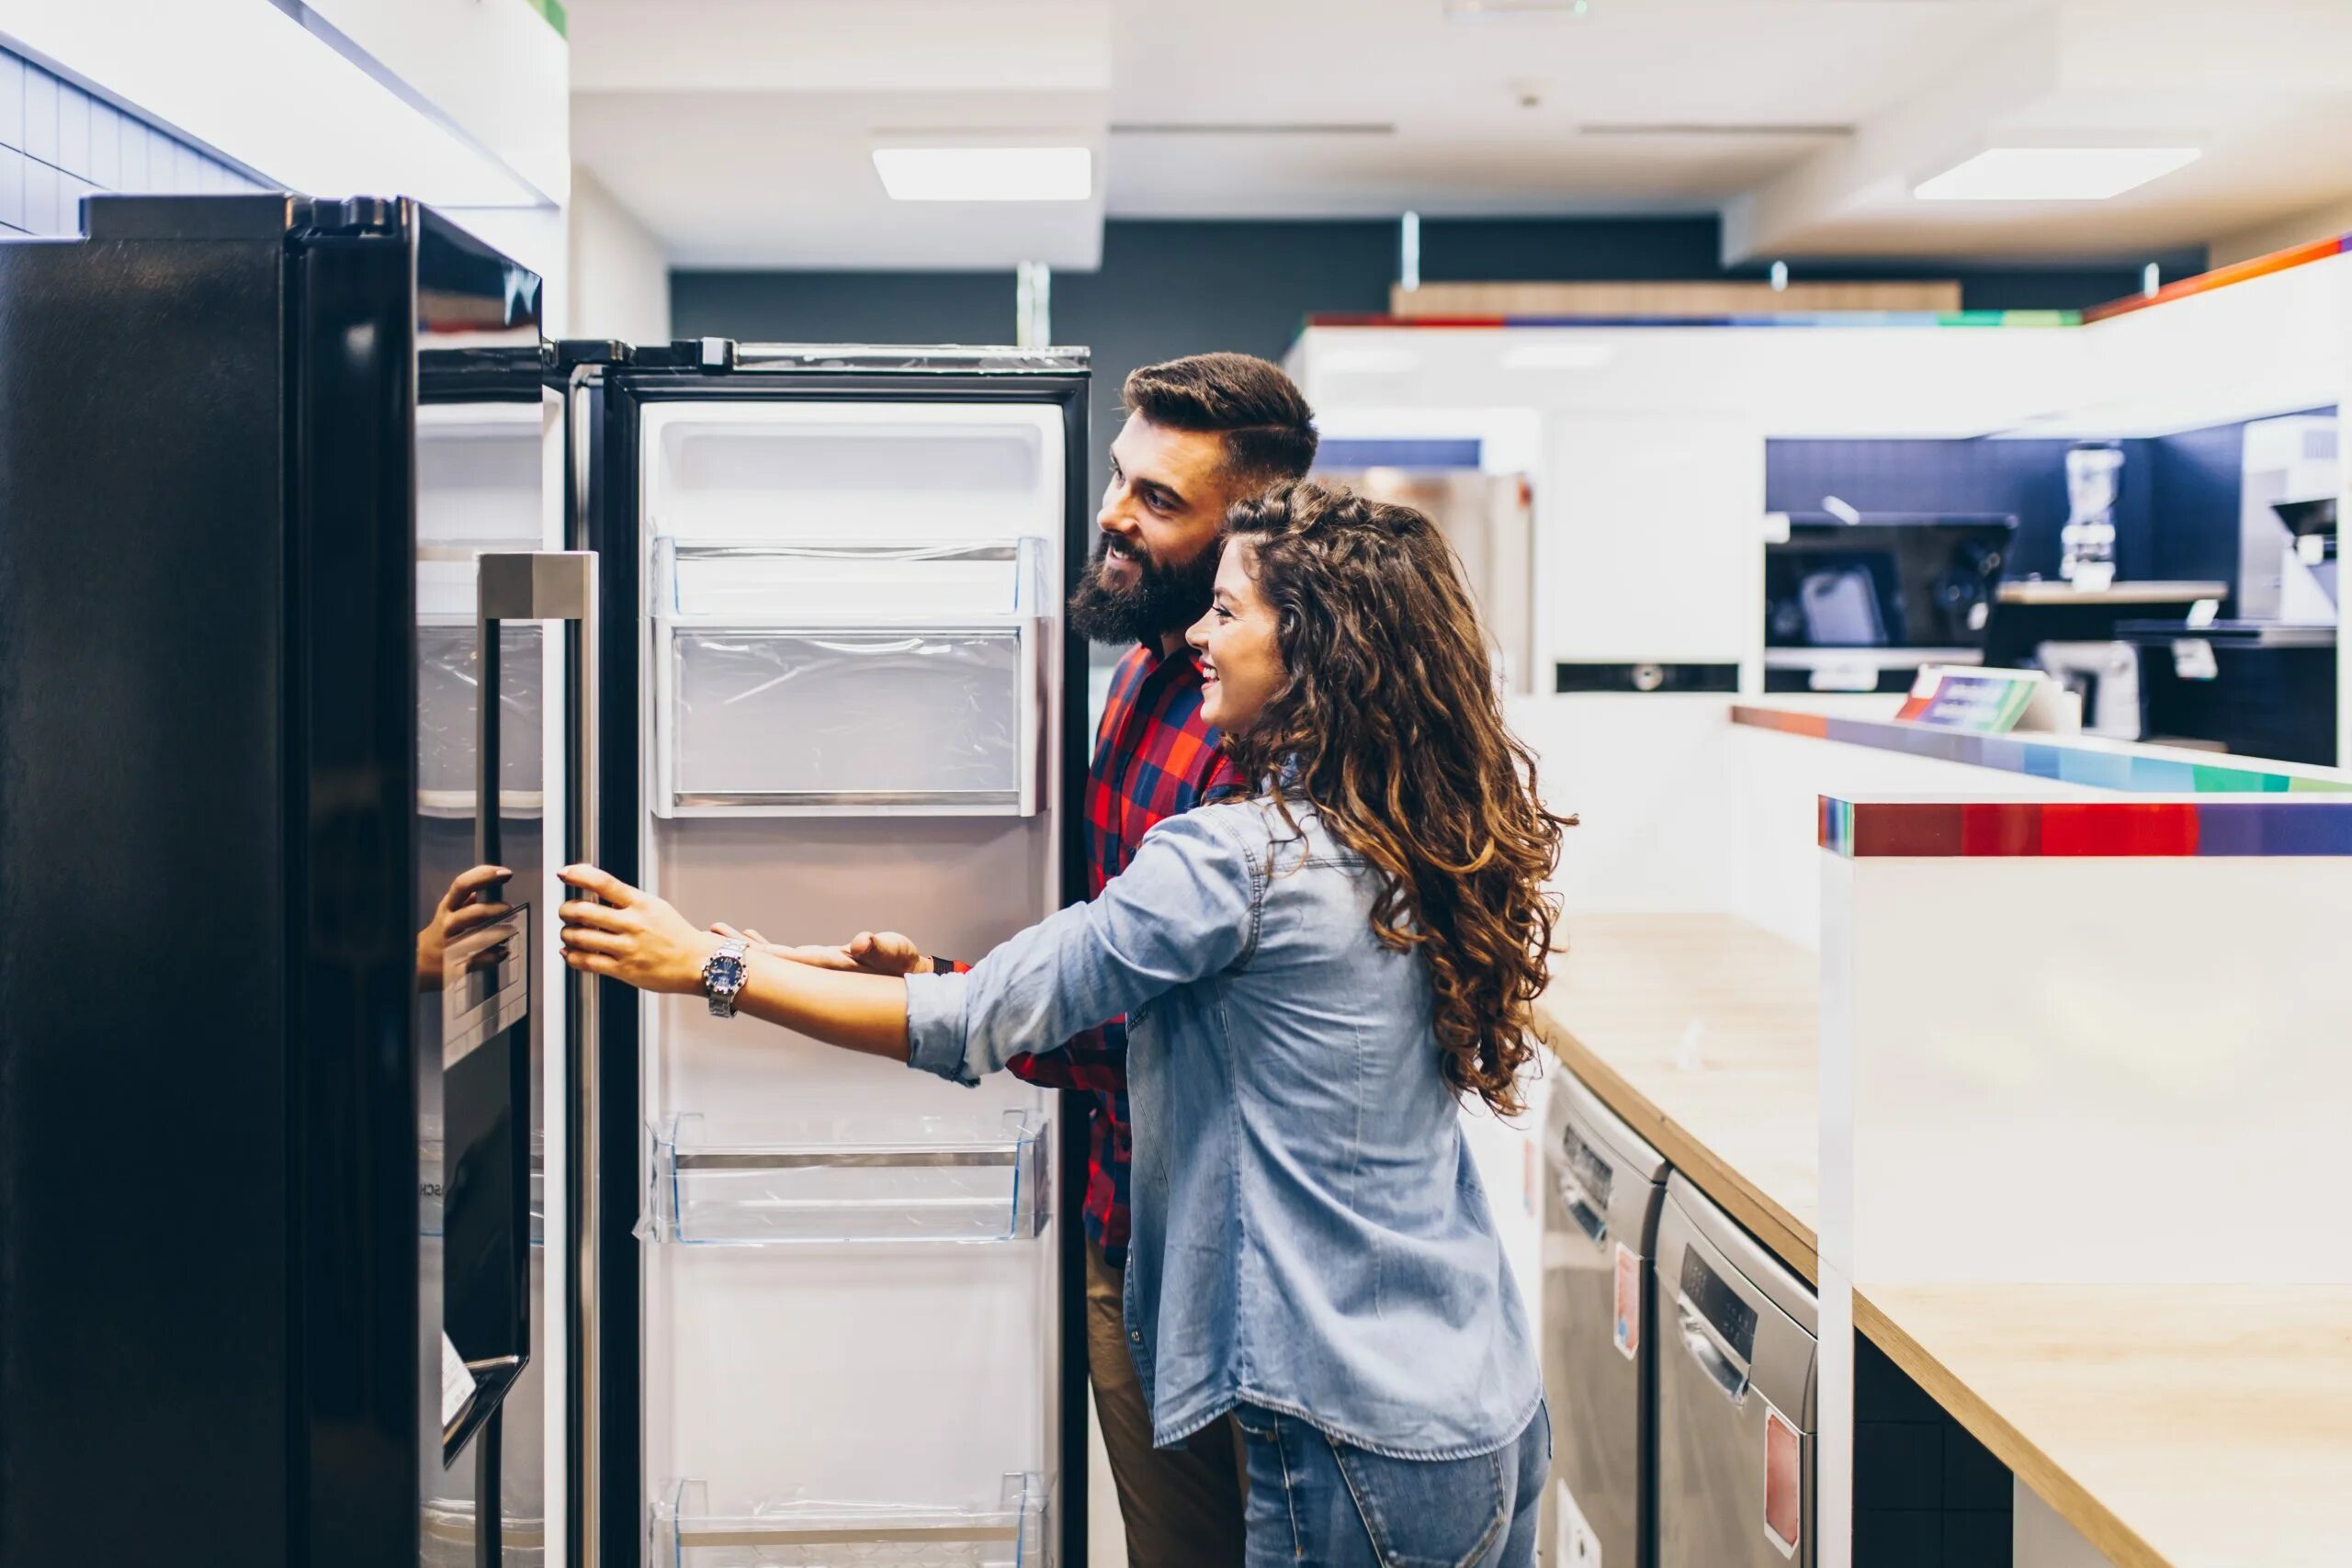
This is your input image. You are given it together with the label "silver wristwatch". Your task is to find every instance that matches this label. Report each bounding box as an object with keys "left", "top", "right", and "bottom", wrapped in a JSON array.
[{"left": 702, "top": 937, "right": 751, "bottom": 1019}]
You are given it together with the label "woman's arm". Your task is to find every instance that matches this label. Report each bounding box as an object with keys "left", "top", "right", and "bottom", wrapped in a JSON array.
[
  {"left": 556, "top": 807, "right": 1260, "bottom": 1081},
  {"left": 558, "top": 866, "right": 912, "bottom": 1058}
]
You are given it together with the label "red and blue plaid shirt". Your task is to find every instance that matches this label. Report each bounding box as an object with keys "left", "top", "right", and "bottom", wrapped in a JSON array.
[{"left": 1000, "top": 640, "right": 1238, "bottom": 1265}]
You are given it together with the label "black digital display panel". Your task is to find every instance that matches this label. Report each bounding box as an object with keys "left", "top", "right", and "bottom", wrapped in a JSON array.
[{"left": 1679, "top": 1247, "right": 1758, "bottom": 1362}]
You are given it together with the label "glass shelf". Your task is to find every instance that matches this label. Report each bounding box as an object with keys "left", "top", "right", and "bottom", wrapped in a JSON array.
[
  {"left": 641, "top": 1112, "right": 1049, "bottom": 1247},
  {"left": 652, "top": 1475, "right": 1043, "bottom": 1568}
]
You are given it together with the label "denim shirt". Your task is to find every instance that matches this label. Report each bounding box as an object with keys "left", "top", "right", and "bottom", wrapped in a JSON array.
[{"left": 905, "top": 798, "right": 1542, "bottom": 1460}]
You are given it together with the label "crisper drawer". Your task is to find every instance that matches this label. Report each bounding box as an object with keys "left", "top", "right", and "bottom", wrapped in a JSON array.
[
  {"left": 662, "top": 626, "right": 1033, "bottom": 815},
  {"left": 651, "top": 538, "right": 1047, "bottom": 818}
]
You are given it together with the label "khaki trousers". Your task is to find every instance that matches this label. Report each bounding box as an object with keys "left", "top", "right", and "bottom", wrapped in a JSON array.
[{"left": 1085, "top": 1238, "right": 1248, "bottom": 1568}]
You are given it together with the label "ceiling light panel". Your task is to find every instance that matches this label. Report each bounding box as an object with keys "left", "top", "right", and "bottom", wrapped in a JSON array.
[
  {"left": 1913, "top": 147, "right": 2201, "bottom": 202},
  {"left": 872, "top": 147, "right": 1092, "bottom": 202}
]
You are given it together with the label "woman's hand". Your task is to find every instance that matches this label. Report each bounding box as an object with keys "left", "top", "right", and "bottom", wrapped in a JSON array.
[
  {"left": 416, "top": 863, "right": 513, "bottom": 991},
  {"left": 559, "top": 864, "right": 719, "bottom": 995}
]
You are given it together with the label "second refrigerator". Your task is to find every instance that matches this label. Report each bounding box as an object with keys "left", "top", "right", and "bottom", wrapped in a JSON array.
[{"left": 566, "top": 341, "right": 1093, "bottom": 1568}]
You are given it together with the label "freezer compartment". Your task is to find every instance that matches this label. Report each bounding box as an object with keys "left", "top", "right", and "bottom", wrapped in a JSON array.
[
  {"left": 642, "top": 1112, "right": 1050, "bottom": 1245},
  {"left": 640, "top": 400, "right": 1065, "bottom": 541},
  {"left": 651, "top": 1474, "right": 1044, "bottom": 1567}
]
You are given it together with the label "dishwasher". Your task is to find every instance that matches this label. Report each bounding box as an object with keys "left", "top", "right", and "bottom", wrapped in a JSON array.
[
  {"left": 1655, "top": 1174, "right": 1818, "bottom": 1568},
  {"left": 1540, "top": 1072, "right": 1670, "bottom": 1567}
]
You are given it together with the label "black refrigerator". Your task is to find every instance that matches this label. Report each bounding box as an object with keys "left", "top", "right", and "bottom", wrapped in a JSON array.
[
  {"left": 0, "top": 194, "right": 579, "bottom": 1568},
  {"left": 0, "top": 196, "right": 1093, "bottom": 1567}
]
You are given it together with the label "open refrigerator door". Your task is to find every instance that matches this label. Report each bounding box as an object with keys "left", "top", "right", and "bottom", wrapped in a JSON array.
[{"left": 594, "top": 359, "right": 1087, "bottom": 1566}]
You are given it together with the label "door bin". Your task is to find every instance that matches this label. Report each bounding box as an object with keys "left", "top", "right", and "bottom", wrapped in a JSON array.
[
  {"left": 1541, "top": 1073, "right": 1669, "bottom": 1567},
  {"left": 1655, "top": 1174, "right": 1817, "bottom": 1568}
]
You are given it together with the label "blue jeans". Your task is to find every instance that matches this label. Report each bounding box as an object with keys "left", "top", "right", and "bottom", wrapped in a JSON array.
[{"left": 1233, "top": 1402, "right": 1550, "bottom": 1568}]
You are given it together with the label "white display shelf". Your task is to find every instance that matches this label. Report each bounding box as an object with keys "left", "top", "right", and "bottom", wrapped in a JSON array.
[
  {"left": 641, "top": 1113, "right": 1050, "bottom": 1247},
  {"left": 651, "top": 1476, "right": 1044, "bottom": 1568},
  {"left": 650, "top": 540, "right": 1046, "bottom": 819}
]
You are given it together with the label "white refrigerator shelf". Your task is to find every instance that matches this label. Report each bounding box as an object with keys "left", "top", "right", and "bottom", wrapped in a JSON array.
[{"left": 640, "top": 1112, "right": 1050, "bottom": 1247}]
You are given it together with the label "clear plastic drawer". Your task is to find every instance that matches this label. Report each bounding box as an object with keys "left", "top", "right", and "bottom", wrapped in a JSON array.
[
  {"left": 652, "top": 1475, "right": 1044, "bottom": 1568},
  {"left": 651, "top": 541, "right": 1044, "bottom": 818},
  {"left": 641, "top": 1113, "right": 1050, "bottom": 1247}
]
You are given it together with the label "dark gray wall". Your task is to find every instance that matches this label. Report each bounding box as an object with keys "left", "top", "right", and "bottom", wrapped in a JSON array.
[{"left": 672, "top": 216, "right": 2210, "bottom": 505}]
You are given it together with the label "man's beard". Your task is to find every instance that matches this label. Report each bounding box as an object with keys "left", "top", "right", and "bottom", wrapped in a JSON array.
[{"left": 1067, "top": 534, "right": 1218, "bottom": 647}]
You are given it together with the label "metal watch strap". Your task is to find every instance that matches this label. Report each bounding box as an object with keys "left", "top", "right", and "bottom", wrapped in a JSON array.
[{"left": 704, "top": 937, "right": 751, "bottom": 1019}]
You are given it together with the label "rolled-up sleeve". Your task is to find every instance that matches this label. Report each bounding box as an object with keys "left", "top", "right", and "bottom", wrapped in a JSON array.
[{"left": 903, "top": 807, "right": 1260, "bottom": 1086}]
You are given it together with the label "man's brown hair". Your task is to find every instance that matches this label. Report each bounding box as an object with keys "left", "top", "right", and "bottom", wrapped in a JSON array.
[{"left": 1122, "top": 352, "right": 1318, "bottom": 491}]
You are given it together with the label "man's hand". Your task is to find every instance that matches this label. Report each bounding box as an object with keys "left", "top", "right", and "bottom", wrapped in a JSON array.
[
  {"left": 559, "top": 865, "right": 721, "bottom": 995},
  {"left": 708, "top": 922, "right": 931, "bottom": 976}
]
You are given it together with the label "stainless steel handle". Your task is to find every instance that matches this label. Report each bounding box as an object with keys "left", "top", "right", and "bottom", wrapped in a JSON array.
[
  {"left": 1554, "top": 1165, "right": 1610, "bottom": 1248},
  {"left": 1676, "top": 1292, "right": 1752, "bottom": 1405},
  {"left": 474, "top": 543, "right": 599, "bottom": 1567}
]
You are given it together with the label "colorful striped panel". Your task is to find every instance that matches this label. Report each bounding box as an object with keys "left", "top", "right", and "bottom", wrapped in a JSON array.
[
  {"left": 1817, "top": 796, "right": 2352, "bottom": 857},
  {"left": 1735, "top": 705, "right": 2352, "bottom": 795},
  {"left": 2082, "top": 232, "right": 2352, "bottom": 325},
  {"left": 1305, "top": 310, "right": 2080, "bottom": 331},
  {"left": 1305, "top": 231, "right": 2352, "bottom": 337}
]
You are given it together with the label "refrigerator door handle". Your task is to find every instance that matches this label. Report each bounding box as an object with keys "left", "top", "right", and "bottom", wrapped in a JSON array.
[{"left": 473, "top": 547, "right": 599, "bottom": 1568}]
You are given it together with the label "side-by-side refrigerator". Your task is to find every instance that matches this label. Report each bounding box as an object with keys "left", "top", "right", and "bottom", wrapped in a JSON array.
[
  {"left": 0, "top": 192, "right": 1088, "bottom": 1568},
  {"left": 564, "top": 340, "right": 1090, "bottom": 1568},
  {"left": 0, "top": 195, "right": 573, "bottom": 1568}
]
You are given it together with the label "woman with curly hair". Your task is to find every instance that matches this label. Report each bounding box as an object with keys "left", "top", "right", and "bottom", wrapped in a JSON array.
[{"left": 559, "top": 480, "right": 1573, "bottom": 1567}]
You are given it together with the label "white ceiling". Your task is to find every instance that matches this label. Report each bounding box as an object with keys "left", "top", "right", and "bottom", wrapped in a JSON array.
[{"left": 569, "top": 0, "right": 2352, "bottom": 270}]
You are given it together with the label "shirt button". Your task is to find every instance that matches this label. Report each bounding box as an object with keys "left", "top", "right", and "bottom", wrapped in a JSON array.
[{"left": 1129, "top": 1329, "right": 1143, "bottom": 1343}]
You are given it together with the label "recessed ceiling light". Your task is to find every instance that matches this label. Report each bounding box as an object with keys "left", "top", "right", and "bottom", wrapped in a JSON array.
[
  {"left": 1913, "top": 147, "right": 2199, "bottom": 202},
  {"left": 871, "top": 147, "right": 1091, "bottom": 202}
]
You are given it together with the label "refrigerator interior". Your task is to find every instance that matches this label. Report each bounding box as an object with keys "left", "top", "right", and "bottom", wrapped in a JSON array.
[
  {"left": 634, "top": 398, "right": 1068, "bottom": 1562},
  {"left": 415, "top": 393, "right": 570, "bottom": 1566}
]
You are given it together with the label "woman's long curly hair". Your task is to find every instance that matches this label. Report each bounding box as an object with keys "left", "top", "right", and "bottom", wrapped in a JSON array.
[{"left": 1219, "top": 481, "right": 1574, "bottom": 1117}]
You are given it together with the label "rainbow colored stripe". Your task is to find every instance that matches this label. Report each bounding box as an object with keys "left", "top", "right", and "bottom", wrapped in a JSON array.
[
  {"left": 1307, "top": 310, "right": 2078, "bottom": 331},
  {"left": 1734, "top": 705, "right": 2352, "bottom": 795},
  {"left": 1308, "top": 230, "right": 2352, "bottom": 334},
  {"left": 1818, "top": 795, "right": 2352, "bottom": 858}
]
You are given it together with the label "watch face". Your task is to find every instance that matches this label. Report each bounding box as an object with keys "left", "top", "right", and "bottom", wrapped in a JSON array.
[{"left": 709, "top": 954, "right": 746, "bottom": 991}]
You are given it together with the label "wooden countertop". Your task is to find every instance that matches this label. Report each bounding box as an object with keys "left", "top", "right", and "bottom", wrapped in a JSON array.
[
  {"left": 1531, "top": 912, "right": 1822, "bottom": 1280},
  {"left": 1860, "top": 1284, "right": 2352, "bottom": 1568}
]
